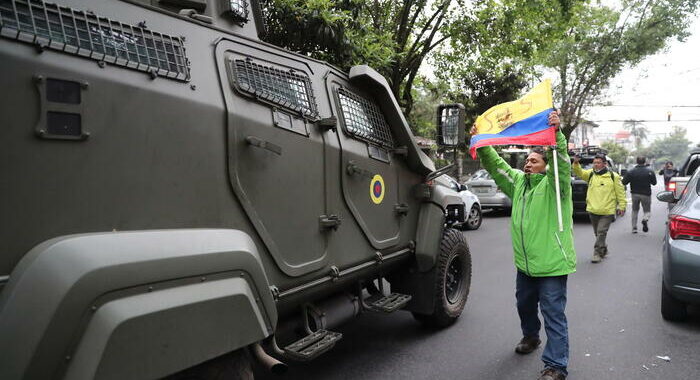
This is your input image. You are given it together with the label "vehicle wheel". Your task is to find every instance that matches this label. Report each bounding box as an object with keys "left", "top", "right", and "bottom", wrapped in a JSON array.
[
  {"left": 661, "top": 282, "right": 688, "bottom": 321},
  {"left": 165, "top": 348, "right": 253, "bottom": 380},
  {"left": 464, "top": 205, "right": 482, "bottom": 230},
  {"left": 412, "top": 228, "right": 472, "bottom": 328}
]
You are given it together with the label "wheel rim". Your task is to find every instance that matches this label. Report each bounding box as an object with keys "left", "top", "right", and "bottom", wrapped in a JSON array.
[
  {"left": 445, "top": 254, "right": 464, "bottom": 304},
  {"left": 467, "top": 206, "right": 480, "bottom": 227}
]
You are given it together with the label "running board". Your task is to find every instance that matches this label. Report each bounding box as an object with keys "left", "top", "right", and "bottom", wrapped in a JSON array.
[
  {"left": 283, "top": 329, "right": 343, "bottom": 361},
  {"left": 367, "top": 293, "right": 412, "bottom": 313}
]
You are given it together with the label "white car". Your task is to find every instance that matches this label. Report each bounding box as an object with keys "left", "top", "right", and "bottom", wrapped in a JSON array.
[{"left": 439, "top": 175, "right": 482, "bottom": 230}]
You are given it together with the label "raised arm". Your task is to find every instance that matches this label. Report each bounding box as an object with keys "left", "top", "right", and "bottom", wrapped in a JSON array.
[
  {"left": 476, "top": 146, "right": 523, "bottom": 199},
  {"left": 571, "top": 161, "right": 592, "bottom": 182}
]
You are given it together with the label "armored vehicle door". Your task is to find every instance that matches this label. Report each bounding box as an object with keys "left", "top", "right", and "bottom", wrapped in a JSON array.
[
  {"left": 325, "top": 72, "right": 402, "bottom": 249},
  {"left": 215, "top": 39, "right": 328, "bottom": 276}
]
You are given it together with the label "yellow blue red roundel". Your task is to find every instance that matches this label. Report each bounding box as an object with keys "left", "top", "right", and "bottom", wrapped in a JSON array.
[{"left": 370, "top": 175, "right": 385, "bottom": 204}]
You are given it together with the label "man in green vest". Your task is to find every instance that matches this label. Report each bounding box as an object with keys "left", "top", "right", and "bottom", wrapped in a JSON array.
[
  {"left": 572, "top": 154, "right": 626, "bottom": 263},
  {"left": 470, "top": 112, "right": 576, "bottom": 380}
]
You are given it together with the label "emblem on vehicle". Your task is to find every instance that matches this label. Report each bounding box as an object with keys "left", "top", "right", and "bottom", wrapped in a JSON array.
[{"left": 370, "top": 175, "right": 385, "bottom": 204}]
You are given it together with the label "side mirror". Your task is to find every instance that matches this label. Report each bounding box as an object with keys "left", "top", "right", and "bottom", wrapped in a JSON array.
[
  {"left": 436, "top": 104, "right": 465, "bottom": 148},
  {"left": 460, "top": 184, "right": 467, "bottom": 191},
  {"left": 657, "top": 191, "right": 675, "bottom": 203}
]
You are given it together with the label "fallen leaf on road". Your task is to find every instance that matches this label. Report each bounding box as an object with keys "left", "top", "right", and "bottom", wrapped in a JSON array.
[{"left": 656, "top": 355, "right": 671, "bottom": 362}]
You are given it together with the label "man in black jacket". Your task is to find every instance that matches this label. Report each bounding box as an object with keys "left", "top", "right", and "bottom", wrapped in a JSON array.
[{"left": 622, "top": 156, "right": 657, "bottom": 233}]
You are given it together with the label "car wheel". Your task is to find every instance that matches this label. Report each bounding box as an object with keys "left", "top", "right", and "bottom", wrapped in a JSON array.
[
  {"left": 464, "top": 204, "right": 482, "bottom": 230},
  {"left": 661, "top": 282, "right": 688, "bottom": 321},
  {"left": 165, "top": 349, "right": 253, "bottom": 380},
  {"left": 412, "top": 228, "right": 472, "bottom": 328}
]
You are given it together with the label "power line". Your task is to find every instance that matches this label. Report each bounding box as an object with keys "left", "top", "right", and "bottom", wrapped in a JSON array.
[
  {"left": 590, "top": 119, "right": 700, "bottom": 122},
  {"left": 592, "top": 104, "right": 700, "bottom": 108}
]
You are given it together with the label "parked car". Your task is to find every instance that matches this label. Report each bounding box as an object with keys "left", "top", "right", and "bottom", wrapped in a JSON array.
[
  {"left": 656, "top": 168, "right": 700, "bottom": 321},
  {"left": 569, "top": 147, "right": 617, "bottom": 216},
  {"left": 465, "top": 169, "right": 512, "bottom": 213},
  {"left": 440, "top": 175, "right": 482, "bottom": 230}
]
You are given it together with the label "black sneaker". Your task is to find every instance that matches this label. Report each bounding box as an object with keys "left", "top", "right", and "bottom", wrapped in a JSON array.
[
  {"left": 514, "top": 336, "right": 541, "bottom": 354},
  {"left": 642, "top": 220, "right": 649, "bottom": 232}
]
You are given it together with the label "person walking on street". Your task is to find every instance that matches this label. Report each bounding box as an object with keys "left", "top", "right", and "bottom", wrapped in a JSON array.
[
  {"left": 572, "top": 154, "right": 626, "bottom": 263},
  {"left": 659, "top": 161, "right": 679, "bottom": 191},
  {"left": 470, "top": 111, "right": 576, "bottom": 380},
  {"left": 623, "top": 156, "right": 657, "bottom": 233}
]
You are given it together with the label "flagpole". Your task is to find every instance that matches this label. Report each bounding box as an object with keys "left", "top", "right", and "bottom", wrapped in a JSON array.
[{"left": 552, "top": 144, "right": 563, "bottom": 232}]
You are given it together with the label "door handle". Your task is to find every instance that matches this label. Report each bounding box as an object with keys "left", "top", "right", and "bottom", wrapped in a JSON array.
[
  {"left": 346, "top": 161, "right": 373, "bottom": 178},
  {"left": 245, "top": 136, "right": 282, "bottom": 155}
]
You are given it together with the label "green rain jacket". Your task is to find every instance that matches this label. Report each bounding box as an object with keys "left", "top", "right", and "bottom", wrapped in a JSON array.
[{"left": 477, "top": 131, "right": 577, "bottom": 277}]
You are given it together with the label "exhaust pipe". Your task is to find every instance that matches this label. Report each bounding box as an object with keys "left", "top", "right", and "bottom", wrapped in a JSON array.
[{"left": 251, "top": 343, "right": 287, "bottom": 375}]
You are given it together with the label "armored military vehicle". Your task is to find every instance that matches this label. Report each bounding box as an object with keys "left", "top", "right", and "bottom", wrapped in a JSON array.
[{"left": 0, "top": 1, "right": 472, "bottom": 379}]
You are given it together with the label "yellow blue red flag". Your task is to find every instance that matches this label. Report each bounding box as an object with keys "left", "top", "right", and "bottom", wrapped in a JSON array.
[{"left": 469, "top": 80, "right": 555, "bottom": 159}]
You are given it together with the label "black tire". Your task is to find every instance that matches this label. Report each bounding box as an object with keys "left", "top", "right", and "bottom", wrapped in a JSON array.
[
  {"left": 412, "top": 228, "right": 472, "bottom": 328},
  {"left": 463, "top": 204, "right": 482, "bottom": 230},
  {"left": 165, "top": 348, "right": 254, "bottom": 380},
  {"left": 661, "top": 282, "right": 688, "bottom": 321}
]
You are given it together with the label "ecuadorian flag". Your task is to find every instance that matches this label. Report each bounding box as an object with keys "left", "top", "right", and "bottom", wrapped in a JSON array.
[{"left": 469, "top": 80, "right": 555, "bottom": 159}]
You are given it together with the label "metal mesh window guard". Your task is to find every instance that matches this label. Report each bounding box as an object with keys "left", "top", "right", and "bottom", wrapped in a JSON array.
[
  {"left": 227, "top": 0, "right": 248, "bottom": 22},
  {"left": 232, "top": 59, "right": 319, "bottom": 119},
  {"left": 337, "top": 88, "right": 394, "bottom": 148},
  {"left": 0, "top": 0, "right": 190, "bottom": 81}
]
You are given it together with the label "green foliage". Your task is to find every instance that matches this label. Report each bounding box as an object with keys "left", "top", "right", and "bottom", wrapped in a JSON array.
[
  {"left": 261, "top": 0, "right": 456, "bottom": 116},
  {"left": 600, "top": 140, "right": 630, "bottom": 166},
  {"left": 436, "top": 0, "right": 700, "bottom": 139},
  {"left": 646, "top": 126, "right": 692, "bottom": 167}
]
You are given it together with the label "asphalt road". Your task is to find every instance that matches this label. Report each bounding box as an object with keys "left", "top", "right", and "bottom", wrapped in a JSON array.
[{"left": 257, "top": 179, "right": 700, "bottom": 379}]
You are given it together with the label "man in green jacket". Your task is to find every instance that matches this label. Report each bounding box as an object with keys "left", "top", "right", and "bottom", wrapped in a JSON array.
[
  {"left": 572, "top": 155, "right": 626, "bottom": 263},
  {"left": 471, "top": 112, "right": 576, "bottom": 380}
]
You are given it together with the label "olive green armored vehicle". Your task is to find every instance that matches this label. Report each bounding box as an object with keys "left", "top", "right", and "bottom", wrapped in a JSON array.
[{"left": 0, "top": 1, "right": 472, "bottom": 378}]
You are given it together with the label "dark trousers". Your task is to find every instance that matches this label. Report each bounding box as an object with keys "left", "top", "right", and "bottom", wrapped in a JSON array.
[
  {"left": 589, "top": 213, "right": 615, "bottom": 257},
  {"left": 516, "top": 271, "right": 569, "bottom": 375}
]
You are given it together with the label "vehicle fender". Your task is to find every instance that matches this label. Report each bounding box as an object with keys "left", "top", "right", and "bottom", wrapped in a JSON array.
[
  {"left": 414, "top": 202, "right": 446, "bottom": 272},
  {"left": 0, "top": 229, "right": 275, "bottom": 380},
  {"left": 431, "top": 182, "right": 464, "bottom": 211}
]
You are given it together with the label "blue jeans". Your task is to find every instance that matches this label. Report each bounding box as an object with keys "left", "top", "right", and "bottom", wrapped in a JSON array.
[{"left": 516, "top": 271, "right": 569, "bottom": 375}]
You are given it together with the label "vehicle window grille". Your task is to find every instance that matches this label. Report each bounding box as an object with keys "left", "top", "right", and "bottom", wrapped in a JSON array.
[
  {"left": 0, "top": 0, "right": 190, "bottom": 81},
  {"left": 337, "top": 88, "right": 394, "bottom": 148},
  {"left": 226, "top": 0, "right": 249, "bottom": 22},
  {"left": 232, "top": 59, "right": 319, "bottom": 119}
]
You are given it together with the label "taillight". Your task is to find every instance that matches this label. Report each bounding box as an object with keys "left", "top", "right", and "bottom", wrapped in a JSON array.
[
  {"left": 669, "top": 215, "right": 700, "bottom": 241},
  {"left": 669, "top": 181, "right": 677, "bottom": 191}
]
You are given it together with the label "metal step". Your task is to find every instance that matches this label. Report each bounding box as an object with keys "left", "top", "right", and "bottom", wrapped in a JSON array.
[
  {"left": 367, "top": 292, "right": 412, "bottom": 313},
  {"left": 283, "top": 329, "right": 343, "bottom": 361}
]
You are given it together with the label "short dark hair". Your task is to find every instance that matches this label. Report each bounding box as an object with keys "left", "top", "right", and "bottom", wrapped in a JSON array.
[
  {"left": 593, "top": 154, "right": 606, "bottom": 162},
  {"left": 636, "top": 156, "right": 646, "bottom": 165},
  {"left": 530, "top": 147, "right": 548, "bottom": 163},
  {"left": 666, "top": 161, "right": 674, "bottom": 166}
]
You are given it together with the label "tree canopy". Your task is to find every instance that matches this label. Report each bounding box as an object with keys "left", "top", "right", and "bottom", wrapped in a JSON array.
[
  {"left": 437, "top": 0, "right": 700, "bottom": 138},
  {"left": 261, "top": 0, "right": 456, "bottom": 118}
]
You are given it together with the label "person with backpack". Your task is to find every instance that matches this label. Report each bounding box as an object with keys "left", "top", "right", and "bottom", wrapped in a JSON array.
[
  {"left": 572, "top": 154, "right": 626, "bottom": 263},
  {"left": 623, "top": 156, "right": 657, "bottom": 233}
]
